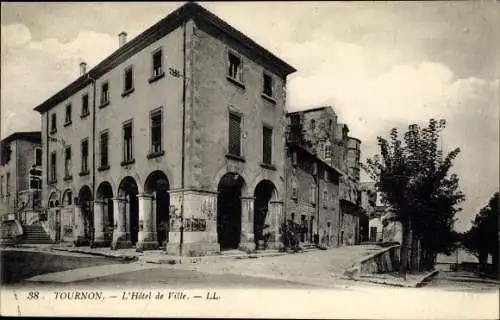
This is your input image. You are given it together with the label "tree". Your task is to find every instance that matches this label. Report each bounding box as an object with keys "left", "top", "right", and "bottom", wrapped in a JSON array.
[
  {"left": 462, "top": 192, "right": 499, "bottom": 276},
  {"left": 363, "top": 119, "right": 465, "bottom": 278}
]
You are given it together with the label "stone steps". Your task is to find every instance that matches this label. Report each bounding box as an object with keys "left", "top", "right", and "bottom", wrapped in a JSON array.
[{"left": 21, "top": 225, "right": 54, "bottom": 244}]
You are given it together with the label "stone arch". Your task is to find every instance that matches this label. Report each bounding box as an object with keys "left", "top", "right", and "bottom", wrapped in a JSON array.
[
  {"left": 62, "top": 189, "right": 73, "bottom": 207},
  {"left": 253, "top": 180, "right": 278, "bottom": 247},
  {"left": 118, "top": 176, "right": 139, "bottom": 245},
  {"left": 213, "top": 167, "right": 249, "bottom": 196},
  {"left": 48, "top": 191, "right": 59, "bottom": 208},
  {"left": 97, "top": 181, "right": 114, "bottom": 242},
  {"left": 78, "top": 185, "right": 93, "bottom": 241},
  {"left": 217, "top": 172, "right": 246, "bottom": 250},
  {"left": 144, "top": 170, "right": 170, "bottom": 247}
]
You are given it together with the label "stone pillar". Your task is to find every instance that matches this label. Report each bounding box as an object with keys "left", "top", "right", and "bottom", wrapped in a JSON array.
[
  {"left": 240, "top": 196, "right": 255, "bottom": 251},
  {"left": 136, "top": 193, "right": 158, "bottom": 251},
  {"left": 125, "top": 195, "right": 131, "bottom": 241},
  {"left": 73, "top": 205, "right": 88, "bottom": 246},
  {"left": 112, "top": 198, "right": 131, "bottom": 249},
  {"left": 269, "top": 200, "right": 284, "bottom": 249},
  {"left": 93, "top": 200, "right": 107, "bottom": 247}
]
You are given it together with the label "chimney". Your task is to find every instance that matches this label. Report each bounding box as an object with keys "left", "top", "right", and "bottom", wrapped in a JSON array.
[
  {"left": 118, "top": 31, "right": 127, "bottom": 48},
  {"left": 80, "top": 62, "right": 87, "bottom": 75}
]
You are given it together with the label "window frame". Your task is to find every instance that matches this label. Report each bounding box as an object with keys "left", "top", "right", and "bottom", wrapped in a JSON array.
[
  {"left": 227, "top": 111, "right": 243, "bottom": 158},
  {"left": 262, "top": 124, "right": 273, "bottom": 166},
  {"left": 50, "top": 151, "right": 57, "bottom": 183},
  {"left": 80, "top": 138, "right": 89, "bottom": 175},
  {"left": 148, "top": 107, "right": 164, "bottom": 158},
  {"left": 81, "top": 93, "right": 90, "bottom": 118},
  {"left": 121, "top": 119, "right": 134, "bottom": 165},
  {"left": 64, "top": 145, "right": 72, "bottom": 179},
  {"left": 261, "top": 72, "right": 276, "bottom": 104},
  {"left": 100, "top": 81, "right": 110, "bottom": 107},
  {"left": 122, "top": 66, "right": 134, "bottom": 96},
  {"left": 34, "top": 147, "right": 42, "bottom": 167},
  {"left": 99, "top": 130, "right": 110, "bottom": 170},
  {"left": 149, "top": 47, "right": 165, "bottom": 82},
  {"left": 226, "top": 51, "right": 245, "bottom": 88},
  {"left": 50, "top": 113, "right": 57, "bottom": 133},
  {"left": 64, "top": 104, "right": 72, "bottom": 126}
]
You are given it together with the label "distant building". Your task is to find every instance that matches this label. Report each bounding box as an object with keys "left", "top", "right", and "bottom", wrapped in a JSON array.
[
  {"left": 360, "top": 182, "right": 392, "bottom": 242},
  {"left": 285, "top": 106, "right": 363, "bottom": 247},
  {"left": 0, "top": 131, "right": 42, "bottom": 222}
]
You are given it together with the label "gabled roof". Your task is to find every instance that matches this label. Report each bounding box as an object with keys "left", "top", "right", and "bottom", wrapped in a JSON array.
[
  {"left": 34, "top": 2, "right": 296, "bottom": 114},
  {"left": 1, "top": 131, "right": 41, "bottom": 144}
]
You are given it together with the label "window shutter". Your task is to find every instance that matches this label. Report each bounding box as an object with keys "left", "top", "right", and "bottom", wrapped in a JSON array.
[
  {"left": 263, "top": 126, "right": 272, "bottom": 164},
  {"left": 228, "top": 113, "right": 241, "bottom": 156}
]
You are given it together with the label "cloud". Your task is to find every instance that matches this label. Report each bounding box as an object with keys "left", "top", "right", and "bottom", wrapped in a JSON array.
[
  {"left": 1, "top": 13, "right": 498, "bottom": 233},
  {"left": 283, "top": 35, "right": 498, "bottom": 232},
  {"left": 1, "top": 24, "right": 116, "bottom": 137}
]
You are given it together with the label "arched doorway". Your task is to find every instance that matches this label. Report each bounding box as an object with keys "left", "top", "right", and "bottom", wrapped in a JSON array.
[
  {"left": 144, "top": 171, "right": 170, "bottom": 247},
  {"left": 78, "top": 185, "right": 93, "bottom": 242},
  {"left": 48, "top": 192, "right": 60, "bottom": 241},
  {"left": 97, "top": 181, "right": 114, "bottom": 243},
  {"left": 118, "top": 177, "right": 139, "bottom": 245},
  {"left": 253, "top": 180, "right": 277, "bottom": 249},
  {"left": 217, "top": 172, "right": 245, "bottom": 250},
  {"left": 61, "top": 189, "right": 74, "bottom": 240}
]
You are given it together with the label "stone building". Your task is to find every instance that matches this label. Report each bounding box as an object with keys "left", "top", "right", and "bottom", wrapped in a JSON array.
[
  {"left": 0, "top": 132, "right": 43, "bottom": 222},
  {"left": 284, "top": 106, "right": 363, "bottom": 247},
  {"left": 33, "top": 2, "right": 295, "bottom": 253}
]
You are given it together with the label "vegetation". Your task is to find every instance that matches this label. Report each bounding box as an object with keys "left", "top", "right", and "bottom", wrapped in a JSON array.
[
  {"left": 363, "top": 119, "right": 465, "bottom": 278},
  {"left": 462, "top": 192, "right": 499, "bottom": 277}
]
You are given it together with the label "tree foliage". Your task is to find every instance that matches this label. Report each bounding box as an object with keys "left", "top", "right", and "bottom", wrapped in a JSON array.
[
  {"left": 363, "top": 119, "right": 465, "bottom": 274},
  {"left": 462, "top": 192, "right": 499, "bottom": 275}
]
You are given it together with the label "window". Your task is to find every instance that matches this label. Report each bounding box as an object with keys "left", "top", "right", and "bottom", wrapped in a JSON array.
[
  {"left": 325, "top": 144, "right": 332, "bottom": 160},
  {"left": 6, "top": 173, "right": 10, "bottom": 195},
  {"left": 50, "top": 113, "right": 57, "bottom": 133},
  {"left": 124, "top": 67, "right": 133, "bottom": 93},
  {"left": 81, "top": 94, "right": 89, "bottom": 117},
  {"left": 310, "top": 184, "right": 316, "bottom": 204},
  {"left": 65, "top": 104, "right": 72, "bottom": 124},
  {"left": 67, "top": 191, "right": 73, "bottom": 205},
  {"left": 0, "top": 175, "right": 3, "bottom": 197},
  {"left": 150, "top": 109, "right": 162, "bottom": 154},
  {"left": 323, "top": 189, "right": 328, "bottom": 206},
  {"left": 123, "top": 121, "right": 134, "bottom": 162},
  {"left": 50, "top": 152, "right": 57, "bottom": 182},
  {"left": 262, "top": 126, "right": 273, "bottom": 164},
  {"left": 310, "top": 119, "right": 315, "bottom": 130},
  {"left": 263, "top": 73, "right": 273, "bottom": 97},
  {"left": 64, "top": 146, "right": 72, "bottom": 178},
  {"left": 81, "top": 139, "right": 89, "bottom": 173},
  {"left": 152, "top": 49, "right": 163, "bottom": 77},
  {"left": 228, "top": 113, "right": 242, "bottom": 156},
  {"left": 101, "top": 82, "right": 109, "bottom": 105},
  {"left": 227, "top": 52, "right": 242, "bottom": 82},
  {"left": 35, "top": 148, "right": 42, "bottom": 166},
  {"left": 100, "top": 131, "right": 109, "bottom": 168},
  {"left": 291, "top": 176, "right": 298, "bottom": 199}
]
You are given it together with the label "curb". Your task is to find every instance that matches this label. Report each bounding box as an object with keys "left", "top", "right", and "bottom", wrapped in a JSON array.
[
  {"left": 348, "top": 270, "right": 440, "bottom": 288},
  {"left": 51, "top": 247, "right": 138, "bottom": 261}
]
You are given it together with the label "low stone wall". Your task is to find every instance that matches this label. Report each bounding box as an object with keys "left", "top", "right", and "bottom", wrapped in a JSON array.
[
  {"left": 359, "top": 244, "right": 400, "bottom": 274},
  {"left": 0, "top": 220, "right": 23, "bottom": 245},
  {"left": 344, "top": 244, "right": 400, "bottom": 278}
]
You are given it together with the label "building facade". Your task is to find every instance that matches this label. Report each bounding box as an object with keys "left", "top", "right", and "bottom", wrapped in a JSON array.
[
  {"left": 34, "top": 3, "right": 295, "bottom": 253},
  {"left": 0, "top": 132, "right": 43, "bottom": 222},
  {"left": 284, "top": 106, "right": 363, "bottom": 247}
]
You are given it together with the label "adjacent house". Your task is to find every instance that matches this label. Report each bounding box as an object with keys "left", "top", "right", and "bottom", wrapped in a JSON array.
[{"left": 0, "top": 131, "right": 42, "bottom": 222}]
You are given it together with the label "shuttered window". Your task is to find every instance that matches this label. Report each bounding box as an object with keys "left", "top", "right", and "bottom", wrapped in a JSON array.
[
  {"left": 100, "top": 131, "right": 109, "bottom": 167},
  {"left": 262, "top": 126, "right": 272, "bottom": 164},
  {"left": 50, "top": 152, "right": 57, "bottom": 182},
  {"left": 81, "top": 139, "right": 89, "bottom": 173},
  {"left": 123, "top": 122, "right": 133, "bottom": 162},
  {"left": 228, "top": 113, "right": 241, "bottom": 156}
]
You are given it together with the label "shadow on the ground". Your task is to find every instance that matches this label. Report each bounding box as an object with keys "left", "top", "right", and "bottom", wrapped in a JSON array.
[{"left": 1, "top": 250, "right": 130, "bottom": 284}]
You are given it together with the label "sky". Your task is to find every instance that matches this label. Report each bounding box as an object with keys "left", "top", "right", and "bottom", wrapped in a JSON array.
[{"left": 1, "top": 1, "right": 498, "bottom": 232}]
